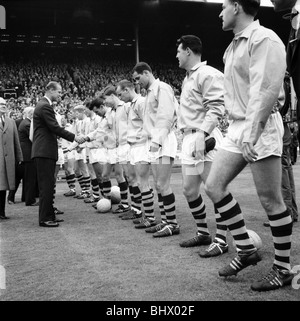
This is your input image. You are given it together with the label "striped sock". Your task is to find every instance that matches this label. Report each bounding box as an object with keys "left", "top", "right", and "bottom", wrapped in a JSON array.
[
  {"left": 67, "top": 174, "right": 76, "bottom": 191},
  {"left": 119, "top": 181, "right": 129, "bottom": 207},
  {"left": 91, "top": 178, "right": 100, "bottom": 199},
  {"left": 215, "top": 193, "right": 256, "bottom": 253},
  {"left": 128, "top": 185, "right": 135, "bottom": 207},
  {"left": 158, "top": 193, "right": 167, "bottom": 223},
  {"left": 98, "top": 181, "right": 104, "bottom": 196},
  {"left": 269, "top": 210, "right": 293, "bottom": 271},
  {"left": 77, "top": 174, "right": 84, "bottom": 192},
  {"left": 214, "top": 206, "right": 227, "bottom": 244},
  {"left": 188, "top": 195, "right": 209, "bottom": 236},
  {"left": 163, "top": 193, "right": 177, "bottom": 226},
  {"left": 142, "top": 189, "right": 155, "bottom": 220},
  {"left": 82, "top": 176, "right": 90, "bottom": 193},
  {"left": 150, "top": 187, "right": 154, "bottom": 197},
  {"left": 102, "top": 180, "right": 111, "bottom": 198},
  {"left": 132, "top": 185, "right": 142, "bottom": 211}
]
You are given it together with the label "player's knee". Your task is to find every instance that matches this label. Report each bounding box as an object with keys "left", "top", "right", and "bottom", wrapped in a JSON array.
[
  {"left": 204, "top": 180, "right": 217, "bottom": 200},
  {"left": 102, "top": 173, "right": 110, "bottom": 181},
  {"left": 183, "top": 186, "right": 197, "bottom": 200},
  {"left": 259, "top": 194, "right": 283, "bottom": 214},
  {"left": 155, "top": 181, "right": 169, "bottom": 195},
  {"left": 74, "top": 169, "right": 81, "bottom": 177},
  {"left": 126, "top": 174, "right": 135, "bottom": 185},
  {"left": 115, "top": 173, "right": 124, "bottom": 183}
]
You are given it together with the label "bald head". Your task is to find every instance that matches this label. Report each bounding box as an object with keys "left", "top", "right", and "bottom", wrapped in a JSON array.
[{"left": 23, "top": 107, "right": 35, "bottom": 119}]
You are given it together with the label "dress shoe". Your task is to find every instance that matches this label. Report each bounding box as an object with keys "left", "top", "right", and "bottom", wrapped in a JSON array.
[
  {"left": 64, "top": 190, "right": 76, "bottom": 197},
  {"left": 7, "top": 200, "right": 15, "bottom": 205},
  {"left": 0, "top": 215, "right": 10, "bottom": 220},
  {"left": 39, "top": 221, "right": 59, "bottom": 227},
  {"left": 27, "top": 201, "right": 39, "bottom": 206},
  {"left": 54, "top": 218, "right": 64, "bottom": 223},
  {"left": 54, "top": 207, "right": 64, "bottom": 215}
]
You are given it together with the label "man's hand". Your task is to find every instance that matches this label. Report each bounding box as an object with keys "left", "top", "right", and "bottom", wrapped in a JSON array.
[
  {"left": 241, "top": 142, "right": 258, "bottom": 163},
  {"left": 75, "top": 135, "right": 86, "bottom": 144},
  {"left": 76, "top": 146, "right": 83, "bottom": 153},
  {"left": 149, "top": 142, "right": 160, "bottom": 153}
]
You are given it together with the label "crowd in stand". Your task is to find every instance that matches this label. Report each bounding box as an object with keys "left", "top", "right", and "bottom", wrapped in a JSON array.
[{"left": 0, "top": 53, "right": 186, "bottom": 119}]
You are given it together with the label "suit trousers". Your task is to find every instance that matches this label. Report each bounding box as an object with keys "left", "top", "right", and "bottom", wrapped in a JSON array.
[
  {"left": 7, "top": 162, "right": 24, "bottom": 203},
  {"left": 24, "top": 160, "right": 38, "bottom": 206},
  {"left": 0, "top": 190, "right": 6, "bottom": 216},
  {"left": 34, "top": 157, "right": 56, "bottom": 223},
  {"left": 281, "top": 145, "right": 298, "bottom": 220}
]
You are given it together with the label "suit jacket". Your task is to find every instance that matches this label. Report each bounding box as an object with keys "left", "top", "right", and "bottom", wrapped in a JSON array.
[
  {"left": 31, "top": 97, "right": 75, "bottom": 160},
  {"left": 0, "top": 116, "right": 23, "bottom": 190},
  {"left": 287, "top": 27, "right": 300, "bottom": 120},
  {"left": 15, "top": 117, "right": 23, "bottom": 129},
  {"left": 18, "top": 118, "right": 33, "bottom": 162}
]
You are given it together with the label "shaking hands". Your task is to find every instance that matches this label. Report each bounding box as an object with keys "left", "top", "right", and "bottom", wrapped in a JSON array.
[{"left": 75, "top": 135, "right": 86, "bottom": 144}]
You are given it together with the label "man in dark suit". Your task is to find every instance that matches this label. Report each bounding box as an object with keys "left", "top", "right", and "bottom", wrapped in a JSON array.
[
  {"left": 0, "top": 97, "right": 23, "bottom": 219},
  {"left": 7, "top": 113, "right": 25, "bottom": 204},
  {"left": 270, "top": 0, "right": 299, "bottom": 224},
  {"left": 32, "top": 81, "right": 83, "bottom": 227},
  {"left": 18, "top": 107, "right": 38, "bottom": 206},
  {"left": 271, "top": 0, "right": 300, "bottom": 119}
]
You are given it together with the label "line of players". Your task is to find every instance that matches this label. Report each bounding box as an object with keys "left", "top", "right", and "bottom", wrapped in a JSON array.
[{"left": 58, "top": 56, "right": 226, "bottom": 253}]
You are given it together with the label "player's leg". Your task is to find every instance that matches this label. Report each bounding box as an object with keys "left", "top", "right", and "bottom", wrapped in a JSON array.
[
  {"left": 149, "top": 157, "right": 179, "bottom": 237},
  {"left": 250, "top": 156, "right": 293, "bottom": 291},
  {"left": 205, "top": 148, "right": 260, "bottom": 276}
]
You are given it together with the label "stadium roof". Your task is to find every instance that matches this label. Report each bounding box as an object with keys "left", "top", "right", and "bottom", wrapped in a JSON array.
[{"left": 0, "top": 0, "right": 291, "bottom": 66}]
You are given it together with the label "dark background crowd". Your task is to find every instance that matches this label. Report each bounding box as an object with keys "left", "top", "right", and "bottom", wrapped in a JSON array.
[{"left": 0, "top": 49, "right": 186, "bottom": 120}]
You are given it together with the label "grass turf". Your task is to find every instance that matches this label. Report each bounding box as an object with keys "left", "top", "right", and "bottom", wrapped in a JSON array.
[{"left": 0, "top": 163, "right": 300, "bottom": 301}]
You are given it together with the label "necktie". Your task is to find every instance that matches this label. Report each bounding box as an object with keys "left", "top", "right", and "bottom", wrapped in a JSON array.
[{"left": 1, "top": 116, "right": 5, "bottom": 127}]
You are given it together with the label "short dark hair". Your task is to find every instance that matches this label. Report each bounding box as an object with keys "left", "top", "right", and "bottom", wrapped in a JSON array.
[
  {"left": 132, "top": 62, "right": 152, "bottom": 75},
  {"left": 102, "top": 85, "right": 116, "bottom": 96},
  {"left": 117, "top": 79, "right": 135, "bottom": 91},
  {"left": 85, "top": 100, "right": 91, "bottom": 109},
  {"left": 176, "top": 35, "right": 202, "bottom": 55},
  {"left": 90, "top": 97, "right": 105, "bottom": 109},
  {"left": 46, "top": 81, "right": 60, "bottom": 91},
  {"left": 230, "top": 0, "right": 260, "bottom": 17}
]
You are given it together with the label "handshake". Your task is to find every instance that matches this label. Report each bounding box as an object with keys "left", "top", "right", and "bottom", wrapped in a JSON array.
[{"left": 75, "top": 135, "right": 87, "bottom": 144}]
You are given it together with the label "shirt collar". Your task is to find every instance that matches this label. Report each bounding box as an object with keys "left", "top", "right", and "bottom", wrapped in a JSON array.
[
  {"left": 131, "top": 94, "right": 140, "bottom": 104},
  {"left": 234, "top": 20, "right": 260, "bottom": 40},
  {"left": 147, "top": 78, "right": 160, "bottom": 96},
  {"left": 116, "top": 101, "right": 124, "bottom": 109},
  {"left": 187, "top": 61, "right": 207, "bottom": 76},
  {"left": 44, "top": 96, "right": 52, "bottom": 106}
]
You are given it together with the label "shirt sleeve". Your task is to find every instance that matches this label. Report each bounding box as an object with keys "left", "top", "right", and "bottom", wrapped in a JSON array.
[
  {"left": 151, "top": 86, "right": 176, "bottom": 145},
  {"left": 242, "top": 37, "right": 286, "bottom": 144},
  {"left": 198, "top": 70, "right": 225, "bottom": 135}
]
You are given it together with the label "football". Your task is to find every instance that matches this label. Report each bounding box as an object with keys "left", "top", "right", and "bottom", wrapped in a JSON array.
[
  {"left": 96, "top": 198, "right": 111, "bottom": 213},
  {"left": 247, "top": 229, "right": 262, "bottom": 250},
  {"left": 110, "top": 185, "right": 121, "bottom": 204},
  {"left": 232, "top": 229, "right": 262, "bottom": 250}
]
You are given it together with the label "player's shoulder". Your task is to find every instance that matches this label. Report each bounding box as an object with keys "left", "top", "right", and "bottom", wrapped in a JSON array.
[{"left": 251, "top": 23, "right": 284, "bottom": 46}]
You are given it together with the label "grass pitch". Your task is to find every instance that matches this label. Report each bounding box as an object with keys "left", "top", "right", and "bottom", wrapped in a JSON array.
[{"left": 0, "top": 163, "right": 300, "bottom": 301}]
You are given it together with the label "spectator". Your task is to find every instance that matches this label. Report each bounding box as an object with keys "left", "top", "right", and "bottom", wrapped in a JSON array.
[{"left": 0, "top": 97, "right": 23, "bottom": 220}]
